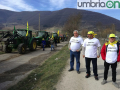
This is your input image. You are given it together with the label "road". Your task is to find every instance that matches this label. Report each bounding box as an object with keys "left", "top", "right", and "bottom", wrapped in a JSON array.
[
  {"left": 0, "top": 41, "right": 68, "bottom": 90},
  {"left": 55, "top": 52, "right": 120, "bottom": 90}
]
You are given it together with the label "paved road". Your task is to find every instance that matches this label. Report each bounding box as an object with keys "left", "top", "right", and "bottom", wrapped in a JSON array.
[
  {"left": 0, "top": 41, "right": 68, "bottom": 90},
  {"left": 0, "top": 42, "right": 68, "bottom": 74},
  {"left": 56, "top": 53, "right": 120, "bottom": 90}
]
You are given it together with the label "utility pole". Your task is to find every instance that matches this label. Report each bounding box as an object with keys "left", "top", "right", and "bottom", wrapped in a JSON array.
[{"left": 39, "top": 13, "right": 40, "bottom": 31}]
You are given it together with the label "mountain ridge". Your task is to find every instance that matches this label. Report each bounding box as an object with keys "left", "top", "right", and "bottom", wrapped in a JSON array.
[{"left": 0, "top": 8, "right": 119, "bottom": 31}]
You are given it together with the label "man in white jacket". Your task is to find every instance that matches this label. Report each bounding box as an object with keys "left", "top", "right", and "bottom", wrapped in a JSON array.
[{"left": 68, "top": 30, "right": 83, "bottom": 74}]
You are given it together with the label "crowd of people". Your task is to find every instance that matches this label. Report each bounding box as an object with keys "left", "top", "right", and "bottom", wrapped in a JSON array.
[
  {"left": 68, "top": 30, "right": 120, "bottom": 88},
  {"left": 41, "top": 37, "right": 57, "bottom": 51}
]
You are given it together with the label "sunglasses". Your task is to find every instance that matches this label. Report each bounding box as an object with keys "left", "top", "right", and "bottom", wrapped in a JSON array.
[
  {"left": 110, "top": 37, "right": 115, "bottom": 38},
  {"left": 87, "top": 34, "right": 92, "bottom": 35}
]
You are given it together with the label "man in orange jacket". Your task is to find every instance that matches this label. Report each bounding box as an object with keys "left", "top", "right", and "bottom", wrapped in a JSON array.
[{"left": 101, "top": 34, "right": 120, "bottom": 88}]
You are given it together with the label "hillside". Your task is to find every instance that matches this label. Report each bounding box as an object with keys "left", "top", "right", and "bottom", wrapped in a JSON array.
[{"left": 0, "top": 8, "right": 120, "bottom": 31}]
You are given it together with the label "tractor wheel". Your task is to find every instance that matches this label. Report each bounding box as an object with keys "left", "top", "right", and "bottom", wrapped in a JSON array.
[
  {"left": 58, "top": 39, "right": 60, "bottom": 43},
  {"left": 30, "top": 40, "right": 37, "bottom": 51},
  {"left": 62, "top": 39, "right": 64, "bottom": 42},
  {"left": 48, "top": 43, "right": 50, "bottom": 47},
  {"left": 18, "top": 43, "right": 26, "bottom": 54},
  {"left": 47, "top": 41, "right": 50, "bottom": 47},
  {"left": 3, "top": 45, "right": 12, "bottom": 53}
]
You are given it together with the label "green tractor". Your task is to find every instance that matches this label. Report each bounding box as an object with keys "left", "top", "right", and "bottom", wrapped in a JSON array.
[
  {"left": 52, "top": 33, "right": 60, "bottom": 43},
  {"left": 0, "top": 30, "right": 13, "bottom": 42},
  {"left": 35, "top": 31, "right": 50, "bottom": 47},
  {"left": 63, "top": 34, "right": 68, "bottom": 41},
  {"left": 2, "top": 29, "right": 37, "bottom": 54}
]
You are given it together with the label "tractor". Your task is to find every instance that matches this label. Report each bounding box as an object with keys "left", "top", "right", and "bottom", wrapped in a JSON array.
[
  {"left": 2, "top": 29, "right": 37, "bottom": 54},
  {"left": 63, "top": 34, "right": 68, "bottom": 41},
  {"left": 52, "top": 33, "right": 60, "bottom": 43},
  {"left": 0, "top": 30, "right": 13, "bottom": 42},
  {"left": 35, "top": 31, "right": 50, "bottom": 47},
  {"left": 59, "top": 34, "right": 64, "bottom": 42}
]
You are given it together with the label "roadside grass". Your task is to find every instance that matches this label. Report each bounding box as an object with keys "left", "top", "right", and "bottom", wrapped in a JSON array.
[{"left": 8, "top": 44, "right": 70, "bottom": 90}]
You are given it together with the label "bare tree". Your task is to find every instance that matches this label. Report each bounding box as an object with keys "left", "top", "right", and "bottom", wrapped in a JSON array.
[
  {"left": 96, "top": 22, "right": 116, "bottom": 38},
  {"left": 96, "top": 22, "right": 103, "bottom": 38},
  {"left": 62, "top": 13, "right": 82, "bottom": 37},
  {"left": 81, "top": 29, "right": 88, "bottom": 37}
]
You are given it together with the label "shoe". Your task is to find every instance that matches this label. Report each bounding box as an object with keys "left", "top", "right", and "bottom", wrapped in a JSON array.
[
  {"left": 85, "top": 74, "right": 90, "bottom": 78},
  {"left": 68, "top": 69, "right": 74, "bottom": 71},
  {"left": 77, "top": 71, "right": 80, "bottom": 74},
  {"left": 101, "top": 79, "right": 107, "bottom": 85},
  {"left": 94, "top": 76, "right": 99, "bottom": 80},
  {"left": 112, "top": 82, "right": 119, "bottom": 88}
]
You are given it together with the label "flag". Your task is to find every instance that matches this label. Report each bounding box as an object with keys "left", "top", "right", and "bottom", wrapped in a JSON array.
[
  {"left": 13, "top": 25, "right": 15, "bottom": 34},
  {"left": 26, "top": 21, "right": 29, "bottom": 36},
  {"left": 57, "top": 30, "right": 59, "bottom": 36},
  {"left": 52, "top": 34, "right": 54, "bottom": 39}
]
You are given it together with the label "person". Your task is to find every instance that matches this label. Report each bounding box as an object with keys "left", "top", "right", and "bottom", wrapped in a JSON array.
[
  {"left": 50, "top": 38, "right": 55, "bottom": 51},
  {"left": 42, "top": 38, "right": 46, "bottom": 51},
  {"left": 82, "top": 31, "right": 101, "bottom": 80},
  {"left": 68, "top": 30, "right": 83, "bottom": 74},
  {"left": 48, "top": 37, "right": 51, "bottom": 47},
  {"left": 54, "top": 37, "right": 57, "bottom": 46},
  {"left": 101, "top": 34, "right": 120, "bottom": 88}
]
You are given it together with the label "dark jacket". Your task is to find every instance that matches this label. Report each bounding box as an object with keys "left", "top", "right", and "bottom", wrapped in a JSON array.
[{"left": 42, "top": 40, "right": 46, "bottom": 45}]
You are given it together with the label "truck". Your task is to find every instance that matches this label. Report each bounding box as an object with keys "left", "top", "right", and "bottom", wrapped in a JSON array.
[{"left": 52, "top": 32, "right": 60, "bottom": 43}]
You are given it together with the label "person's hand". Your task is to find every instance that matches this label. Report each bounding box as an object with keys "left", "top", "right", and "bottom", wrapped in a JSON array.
[
  {"left": 97, "top": 56, "right": 100, "bottom": 58},
  {"left": 69, "top": 48, "right": 71, "bottom": 50},
  {"left": 76, "top": 50, "right": 79, "bottom": 52},
  {"left": 83, "top": 55, "right": 85, "bottom": 58}
]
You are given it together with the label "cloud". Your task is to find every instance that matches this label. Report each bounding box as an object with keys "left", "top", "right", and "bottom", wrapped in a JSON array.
[
  {"left": 0, "top": 0, "right": 38, "bottom": 11},
  {"left": 0, "top": 4, "right": 16, "bottom": 11},
  {"left": 49, "top": 0, "right": 78, "bottom": 10},
  {"left": 49, "top": 0, "right": 65, "bottom": 10}
]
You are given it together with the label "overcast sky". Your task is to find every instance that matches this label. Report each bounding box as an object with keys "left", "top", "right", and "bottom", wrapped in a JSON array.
[{"left": 0, "top": 0, "right": 120, "bottom": 20}]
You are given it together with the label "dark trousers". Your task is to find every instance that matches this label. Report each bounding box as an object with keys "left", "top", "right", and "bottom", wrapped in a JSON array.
[
  {"left": 104, "top": 61, "right": 117, "bottom": 82},
  {"left": 70, "top": 50, "right": 80, "bottom": 71},
  {"left": 85, "top": 57, "right": 98, "bottom": 76}
]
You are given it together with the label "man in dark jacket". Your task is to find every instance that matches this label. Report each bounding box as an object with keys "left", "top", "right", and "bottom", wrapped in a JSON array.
[{"left": 42, "top": 38, "right": 46, "bottom": 51}]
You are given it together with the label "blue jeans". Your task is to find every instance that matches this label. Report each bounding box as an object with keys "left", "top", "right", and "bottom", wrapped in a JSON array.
[
  {"left": 42, "top": 45, "right": 45, "bottom": 51},
  {"left": 51, "top": 45, "right": 54, "bottom": 51},
  {"left": 85, "top": 57, "right": 98, "bottom": 76},
  {"left": 70, "top": 50, "right": 80, "bottom": 71}
]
